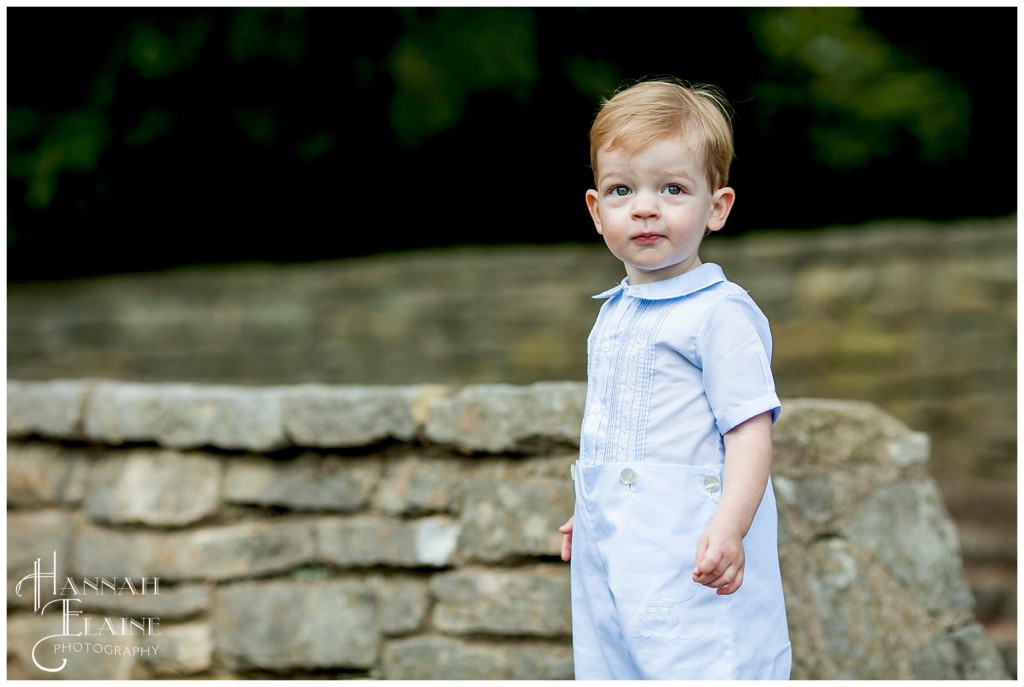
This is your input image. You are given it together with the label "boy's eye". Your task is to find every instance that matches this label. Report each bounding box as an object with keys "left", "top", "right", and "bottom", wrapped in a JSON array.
[
  {"left": 664, "top": 184, "right": 684, "bottom": 195},
  {"left": 609, "top": 185, "right": 630, "bottom": 197}
]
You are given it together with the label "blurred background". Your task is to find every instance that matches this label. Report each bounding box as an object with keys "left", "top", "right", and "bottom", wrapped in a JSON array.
[
  {"left": 6, "top": 5, "right": 1016, "bottom": 279},
  {"left": 6, "top": 4, "right": 1017, "bottom": 664}
]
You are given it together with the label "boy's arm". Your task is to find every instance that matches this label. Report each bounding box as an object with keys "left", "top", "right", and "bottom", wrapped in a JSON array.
[{"left": 692, "top": 411, "right": 773, "bottom": 595}]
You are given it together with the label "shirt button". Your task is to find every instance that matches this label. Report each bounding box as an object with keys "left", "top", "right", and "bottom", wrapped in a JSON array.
[
  {"left": 570, "top": 464, "right": 577, "bottom": 481},
  {"left": 620, "top": 468, "right": 637, "bottom": 485},
  {"left": 601, "top": 341, "right": 612, "bottom": 352},
  {"left": 704, "top": 475, "right": 721, "bottom": 493},
  {"left": 591, "top": 401, "right": 603, "bottom": 414}
]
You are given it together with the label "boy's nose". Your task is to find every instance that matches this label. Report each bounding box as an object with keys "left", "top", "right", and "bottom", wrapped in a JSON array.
[{"left": 631, "top": 191, "right": 660, "bottom": 219}]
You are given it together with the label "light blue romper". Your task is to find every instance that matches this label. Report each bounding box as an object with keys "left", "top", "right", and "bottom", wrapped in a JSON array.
[{"left": 571, "top": 263, "right": 792, "bottom": 679}]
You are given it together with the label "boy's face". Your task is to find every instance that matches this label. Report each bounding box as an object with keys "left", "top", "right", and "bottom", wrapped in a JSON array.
[{"left": 586, "top": 136, "right": 734, "bottom": 285}]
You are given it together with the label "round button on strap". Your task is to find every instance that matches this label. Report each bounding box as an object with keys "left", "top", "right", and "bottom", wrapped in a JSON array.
[
  {"left": 703, "top": 475, "right": 721, "bottom": 493},
  {"left": 620, "top": 467, "right": 637, "bottom": 485}
]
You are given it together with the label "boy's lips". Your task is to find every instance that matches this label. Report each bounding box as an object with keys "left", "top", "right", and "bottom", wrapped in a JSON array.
[{"left": 632, "top": 233, "right": 664, "bottom": 245}]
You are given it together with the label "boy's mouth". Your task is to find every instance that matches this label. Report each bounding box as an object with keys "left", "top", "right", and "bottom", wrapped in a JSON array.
[{"left": 632, "top": 233, "right": 664, "bottom": 245}]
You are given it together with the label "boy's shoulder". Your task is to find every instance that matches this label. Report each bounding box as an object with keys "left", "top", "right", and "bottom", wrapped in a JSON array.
[
  {"left": 675, "top": 279, "right": 763, "bottom": 319},
  {"left": 668, "top": 275, "right": 771, "bottom": 334},
  {"left": 680, "top": 268, "right": 760, "bottom": 311}
]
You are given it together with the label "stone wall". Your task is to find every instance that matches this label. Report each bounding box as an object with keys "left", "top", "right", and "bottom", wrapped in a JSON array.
[
  {"left": 7, "top": 218, "right": 1015, "bottom": 554},
  {"left": 6, "top": 380, "right": 1010, "bottom": 679}
]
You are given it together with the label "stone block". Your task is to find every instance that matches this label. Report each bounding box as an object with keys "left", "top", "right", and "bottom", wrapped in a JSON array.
[
  {"left": 773, "top": 398, "right": 916, "bottom": 472},
  {"left": 381, "top": 635, "right": 574, "bottom": 680},
  {"left": 316, "top": 515, "right": 459, "bottom": 568},
  {"left": 7, "top": 379, "right": 91, "bottom": 439},
  {"left": 72, "top": 519, "right": 316, "bottom": 582},
  {"left": 7, "top": 612, "right": 140, "bottom": 679},
  {"left": 459, "top": 463, "right": 573, "bottom": 562},
  {"left": 8, "top": 511, "right": 76, "bottom": 610},
  {"left": 374, "top": 453, "right": 469, "bottom": 515},
  {"left": 82, "top": 382, "right": 288, "bottom": 452},
  {"left": 430, "top": 565, "right": 571, "bottom": 637},
  {"left": 911, "top": 623, "right": 1011, "bottom": 679},
  {"left": 797, "top": 534, "right": 952, "bottom": 679},
  {"left": 139, "top": 621, "right": 212, "bottom": 676},
  {"left": 213, "top": 579, "right": 379, "bottom": 670},
  {"left": 282, "top": 384, "right": 446, "bottom": 447},
  {"left": 84, "top": 449, "right": 222, "bottom": 526},
  {"left": 424, "top": 382, "right": 585, "bottom": 453},
  {"left": 365, "top": 576, "right": 430, "bottom": 636},
  {"left": 799, "top": 538, "right": 909, "bottom": 679},
  {"left": 7, "top": 442, "right": 89, "bottom": 507},
  {"left": 773, "top": 474, "right": 854, "bottom": 536},
  {"left": 224, "top": 453, "right": 379, "bottom": 512},
  {"left": 842, "top": 479, "right": 975, "bottom": 616},
  {"left": 186, "top": 520, "right": 314, "bottom": 578}
]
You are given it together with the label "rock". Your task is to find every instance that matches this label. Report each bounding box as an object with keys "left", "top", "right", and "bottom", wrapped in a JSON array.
[
  {"left": 424, "top": 382, "right": 585, "bottom": 452},
  {"left": 212, "top": 580, "right": 378, "bottom": 670},
  {"left": 82, "top": 382, "right": 289, "bottom": 452},
  {"left": 430, "top": 565, "right": 571, "bottom": 637},
  {"left": 84, "top": 449, "right": 222, "bottom": 526},
  {"left": 223, "top": 453, "right": 379, "bottom": 512},
  {"left": 382, "top": 635, "right": 573, "bottom": 680}
]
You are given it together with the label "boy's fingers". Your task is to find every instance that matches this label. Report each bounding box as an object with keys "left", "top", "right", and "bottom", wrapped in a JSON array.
[
  {"left": 694, "top": 545, "right": 722, "bottom": 576},
  {"left": 708, "top": 568, "right": 739, "bottom": 595},
  {"left": 716, "top": 569, "right": 743, "bottom": 595},
  {"left": 559, "top": 516, "right": 573, "bottom": 561},
  {"left": 692, "top": 538, "right": 710, "bottom": 575}
]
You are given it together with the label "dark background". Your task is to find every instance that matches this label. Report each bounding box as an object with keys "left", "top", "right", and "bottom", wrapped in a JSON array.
[{"left": 7, "top": 6, "right": 1017, "bottom": 281}]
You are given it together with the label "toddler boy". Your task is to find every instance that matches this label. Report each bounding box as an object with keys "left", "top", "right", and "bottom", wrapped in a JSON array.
[{"left": 559, "top": 78, "right": 792, "bottom": 680}]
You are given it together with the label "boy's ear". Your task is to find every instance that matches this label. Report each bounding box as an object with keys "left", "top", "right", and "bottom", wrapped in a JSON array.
[
  {"left": 706, "top": 186, "right": 735, "bottom": 234},
  {"left": 585, "top": 189, "right": 604, "bottom": 235}
]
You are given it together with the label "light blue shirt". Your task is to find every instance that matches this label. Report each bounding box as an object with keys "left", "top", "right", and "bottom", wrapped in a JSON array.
[{"left": 579, "top": 262, "right": 781, "bottom": 467}]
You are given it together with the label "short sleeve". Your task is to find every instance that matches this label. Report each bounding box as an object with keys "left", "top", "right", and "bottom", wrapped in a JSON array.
[{"left": 696, "top": 293, "right": 781, "bottom": 436}]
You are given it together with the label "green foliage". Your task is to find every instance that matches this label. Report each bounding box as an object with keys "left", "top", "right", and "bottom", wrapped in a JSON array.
[
  {"left": 127, "top": 14, "right": 213, "bottom": 78},
  {"left": 233, "top": 105, "right": 280, "bottom": 147},
  {"left": 124, "top": 107, "right": 177, "bottom": 147},
  {"left": 8, "top": 108, "right": 110, "bottom": 207},
  {"left": 227, "top": 7, "right": 306, "bottom": 66},
  {"left": 564, "top": 54, "right": 624, "bottom": 105},
  {"left": 294, "top": 129, "right": 337, "bottom": 161},
  {"left": 387, "top": 8, "right": 539, "bottom": 149},
  {"left": 4, "top": 6, "right": 987, "bottom": 230},
  {"left": 747, "top": 7, "right": 971, "bottom": 170},
  {"left": 8, "top": 11, "right": 215, "bottom": 209}
]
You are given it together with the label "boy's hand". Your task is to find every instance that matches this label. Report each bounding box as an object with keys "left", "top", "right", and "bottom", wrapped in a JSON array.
[
  {"left": 692, "top": 521, "right": 745, "bottom": 595},
  {"left": 693, "top": 412, "right": 773, "bottom": 595},
  {"left": 559, "top": 516, "right": 574, "bottom": 561}
]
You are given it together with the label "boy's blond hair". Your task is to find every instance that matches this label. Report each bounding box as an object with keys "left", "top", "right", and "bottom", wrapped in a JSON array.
[{"left": 589, "top": 78, "right": 735, "bottom": 191}]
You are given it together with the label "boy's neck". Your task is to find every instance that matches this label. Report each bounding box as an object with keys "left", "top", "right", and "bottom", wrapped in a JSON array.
[{"left": 626, "top": 255, "right": 703, "bottom": 285}]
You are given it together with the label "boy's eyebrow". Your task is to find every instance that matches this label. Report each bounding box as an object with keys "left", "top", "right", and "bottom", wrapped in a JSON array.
[{"left": 665, "top": 168, "right": 698, "bottom": 182}]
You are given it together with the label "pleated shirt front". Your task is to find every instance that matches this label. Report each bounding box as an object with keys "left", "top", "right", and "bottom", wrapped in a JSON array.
[{"left": 579, "top": 262, "right": 781, "bottom": 467}]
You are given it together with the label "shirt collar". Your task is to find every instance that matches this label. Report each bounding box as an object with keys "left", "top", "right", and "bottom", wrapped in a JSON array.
[{"left": 593, "top": 263, "right": 727, "bottom": 301}]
